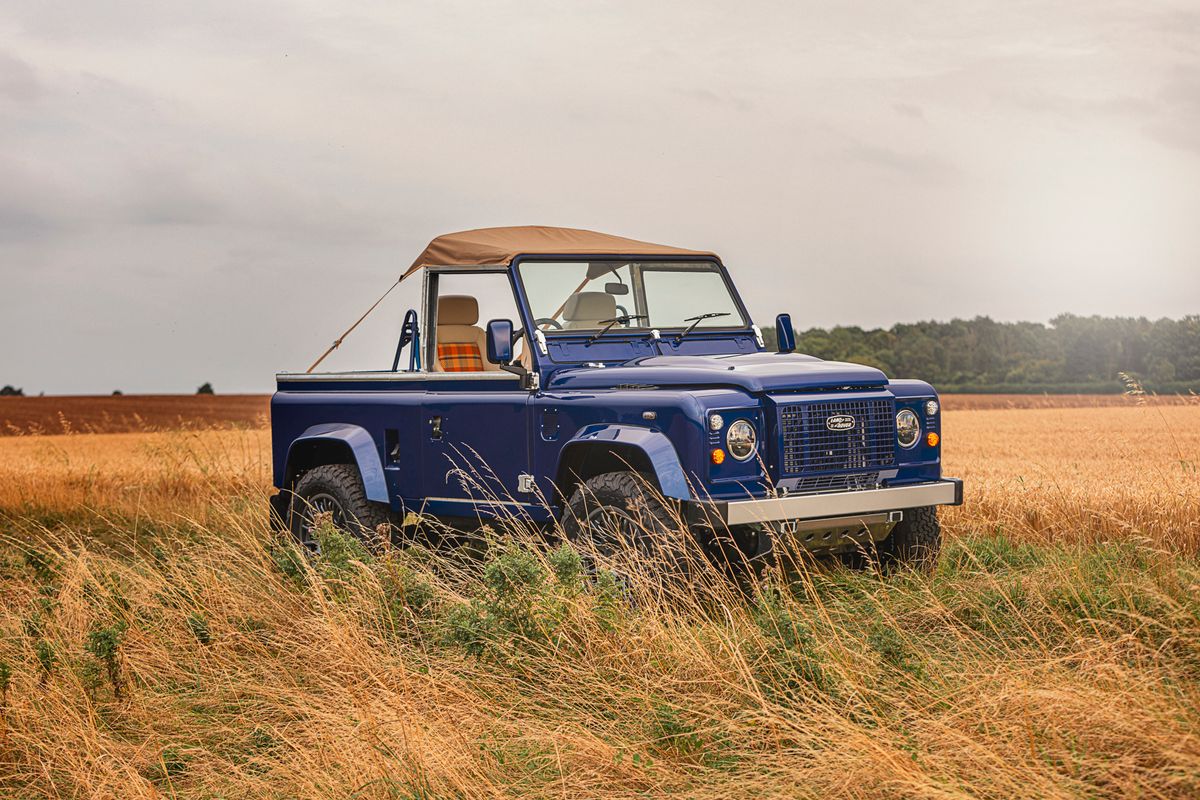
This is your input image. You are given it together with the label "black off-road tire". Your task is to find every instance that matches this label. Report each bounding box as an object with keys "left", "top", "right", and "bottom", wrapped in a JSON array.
[
  {"left": 287, "top": 464, "right": 395, "bottom": 549},
  {"left": 561, "top": 471, "right": 702, "bottom": 587},
  {"left": 876, "top": 505, "right": 941, "bottom": 572}
]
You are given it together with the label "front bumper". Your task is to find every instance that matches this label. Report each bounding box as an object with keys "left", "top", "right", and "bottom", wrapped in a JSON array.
[{"left": 691, "top": 478, "right": 963, "bottom": 526}]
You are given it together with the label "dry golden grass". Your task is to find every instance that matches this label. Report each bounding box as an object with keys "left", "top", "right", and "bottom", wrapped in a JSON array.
[
  {"left": 0, "top": 429, "right": 270, "bottom": 532},
  {"left": 0, "top": 405, "right": 1197, "bottom": 798}
]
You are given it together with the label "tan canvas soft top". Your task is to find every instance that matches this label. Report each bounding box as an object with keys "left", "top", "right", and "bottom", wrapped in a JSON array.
[
  {"left": 307, "top": 226, "right": 716, "bottom": 373},
  {"left": 403, "top": 225, "right": 716, "bottom": 278}
]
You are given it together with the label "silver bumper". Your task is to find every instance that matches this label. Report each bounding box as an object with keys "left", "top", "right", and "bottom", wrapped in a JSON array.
[{"left": 697, "top": 479, "right": 963, "bottom": 526}]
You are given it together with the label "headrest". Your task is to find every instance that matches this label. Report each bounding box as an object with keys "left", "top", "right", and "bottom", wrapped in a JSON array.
[
  {"left": 563, "top": 291, "right": 616, "bottom": 322},
  {"left": 438, "top": 295, "right": 479, "bottom": 326}
]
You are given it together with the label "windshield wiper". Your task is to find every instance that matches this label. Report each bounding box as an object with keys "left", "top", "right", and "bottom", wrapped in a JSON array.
[
  {"left": 588, "top": 314, "right": 648, "bottom": 344},
  {"left": 674, "top": 312, "right": 731, "bottom": 344}
]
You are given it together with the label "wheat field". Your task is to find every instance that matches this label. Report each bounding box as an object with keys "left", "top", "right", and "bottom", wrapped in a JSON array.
[{"left": 0, "top": 402, "right": 1198, "bottom": 798}]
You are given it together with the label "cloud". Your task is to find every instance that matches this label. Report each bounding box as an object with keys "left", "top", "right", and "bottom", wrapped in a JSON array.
[
  {"left": 120, "top": 164, "right": 225, "bottom": 226},
  {"left": 893, "top": 103, "right": 925, "bottom": 120},
  {"left": 1145, "top": 65, "right": 1200, "bottom": 156},
  {"left": 0, "top": 51, "right": 40, "bottom": 102},
  {"left": 840, "top": 142, "right": 960, "bottom": 184},
  {"left": 672, "top": 86, "right": 755, "bottom": 112},
  {"left": 1, "top": 1, "right": 1198, "bottom": 393}
]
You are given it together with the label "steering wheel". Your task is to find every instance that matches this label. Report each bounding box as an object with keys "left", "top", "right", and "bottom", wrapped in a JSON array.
[
  {"left": 534, "top": 317, "right": 563, "bottom": 330},
  {"left": 615, "top": 304, "right": 630, "bottom": 319}
]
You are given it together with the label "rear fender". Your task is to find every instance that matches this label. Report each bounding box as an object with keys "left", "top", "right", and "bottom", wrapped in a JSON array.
[
  {"left": 284, "top": 423, "right": 388, "bottom": 503},
  {"left": 556, "top": 424, "right": 691, "bottom": 501}
]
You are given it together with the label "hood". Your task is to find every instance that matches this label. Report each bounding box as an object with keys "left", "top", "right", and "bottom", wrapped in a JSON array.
[{"left": 545, "top": 352, "right": 888, "bottom": 393}]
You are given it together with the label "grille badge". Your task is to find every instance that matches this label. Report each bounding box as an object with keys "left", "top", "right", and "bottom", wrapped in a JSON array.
[{"left": 826, "top": 414, "right": 856, "bottom": 431}]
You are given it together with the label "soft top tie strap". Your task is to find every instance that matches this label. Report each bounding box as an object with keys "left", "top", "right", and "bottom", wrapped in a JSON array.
[{"left": 306, "top": 276, "right": 404, "bottom": 373}]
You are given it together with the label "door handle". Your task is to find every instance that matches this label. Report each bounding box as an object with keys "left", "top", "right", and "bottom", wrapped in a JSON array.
[{"left": 429, "top": 415, "right": 443, "bottom": 441}]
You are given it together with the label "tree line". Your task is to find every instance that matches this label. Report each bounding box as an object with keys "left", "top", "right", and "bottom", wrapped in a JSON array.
[
  {"left": 0, "top": 384, "right": 217, "bottom": 397},
  {"left": 762, "top": 314, "right": 1200, "bottom": 393}
]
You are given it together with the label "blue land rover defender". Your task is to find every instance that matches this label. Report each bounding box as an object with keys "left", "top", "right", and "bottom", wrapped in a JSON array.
[{"left": 270, "top": 226, "right": 962, "bottom": 574}]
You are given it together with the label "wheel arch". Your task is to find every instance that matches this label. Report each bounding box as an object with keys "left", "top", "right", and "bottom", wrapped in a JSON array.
[
  {"left": 554, "top": 424, "right": 691, "bottom": 505},
  {"left": 282, "top": 423, "right": 389, "bottom": 503}
]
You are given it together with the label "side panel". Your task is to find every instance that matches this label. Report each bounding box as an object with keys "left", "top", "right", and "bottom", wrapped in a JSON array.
[
  {"left": 419, "top": 390, "right": 531, "bottom": 508},
  {"left": 272, "top": 387, "right": 427, "bottom": 508},
  {"left": 271, "top": 374, "right": 528, "bottom": 514}
]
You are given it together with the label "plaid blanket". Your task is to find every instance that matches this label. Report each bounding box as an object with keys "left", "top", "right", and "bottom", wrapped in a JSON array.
[{"left": 437, "top": 342, "right": 484, "bottom": 372}]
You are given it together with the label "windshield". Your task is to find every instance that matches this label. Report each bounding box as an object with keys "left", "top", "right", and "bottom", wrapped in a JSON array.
[{"left": 517, "top": 260, "right": 746, "bottom": 333}]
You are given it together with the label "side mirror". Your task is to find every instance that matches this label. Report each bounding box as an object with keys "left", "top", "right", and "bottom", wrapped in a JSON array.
[
  {"left": 775, "top": 313, "right": 796, "bottom": 353},
  {"left": 486, "top": 319, "right": 514, "bottom": 364}
]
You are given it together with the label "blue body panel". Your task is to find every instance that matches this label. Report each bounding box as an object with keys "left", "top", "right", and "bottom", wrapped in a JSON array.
[{"left": 271, "top": 257, "right": 946, "bottom": 524}]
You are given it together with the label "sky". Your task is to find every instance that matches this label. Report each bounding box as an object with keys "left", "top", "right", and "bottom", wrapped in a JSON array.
[{"left": 2, "top": 0, "right": 1198, "bottom": 394}]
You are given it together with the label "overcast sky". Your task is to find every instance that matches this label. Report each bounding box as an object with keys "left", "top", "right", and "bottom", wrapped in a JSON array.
[{"left": 3, "top": 1, "right": 1198, "bottom": 394}]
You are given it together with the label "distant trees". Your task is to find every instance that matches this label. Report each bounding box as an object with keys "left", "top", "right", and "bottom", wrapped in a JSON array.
[
  {"left": 196, "top": 383, "right": 215, "bottom": 395},
  {"left": 765, "top": 314, "right": 1200, "bottom": 393},
  {"left": 0, "top": 385, "right": 24, "bottom": 396}
]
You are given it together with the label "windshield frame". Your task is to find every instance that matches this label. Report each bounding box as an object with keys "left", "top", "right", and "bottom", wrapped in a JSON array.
[{"left": 512, "top": 255, "right": 753, "bottom": 336}]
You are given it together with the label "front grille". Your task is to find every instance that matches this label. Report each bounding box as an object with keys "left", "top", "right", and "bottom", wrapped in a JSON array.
[{"left": 778, "top": 398, "right": 896, "bottom": 475}]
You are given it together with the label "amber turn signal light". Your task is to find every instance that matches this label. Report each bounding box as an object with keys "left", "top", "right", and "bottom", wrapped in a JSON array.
[
  {"left": 927, "top": 432, "right": 939, "bottom": 447},
  {"left": 711, "top": 448, "right": 726, "bottom": 465}
]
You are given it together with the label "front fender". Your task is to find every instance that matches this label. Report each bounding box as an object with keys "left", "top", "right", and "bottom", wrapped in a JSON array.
[
  {"left": 286, "top": 423, "right": 388, "bottom": 503},
  {"left": 559, "top": 424, "right": 692, "bottom": 501}
]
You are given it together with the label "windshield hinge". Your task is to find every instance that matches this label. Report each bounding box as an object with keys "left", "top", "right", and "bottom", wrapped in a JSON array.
[
  {"left": 752, "top": 324, "right": 764, "bottom": 348},
  {"left": 650, "top": 329, "right": 663, "bottom": 355},
  {"left": 534, "top": 329, "right": 548, "bottom": 355}
]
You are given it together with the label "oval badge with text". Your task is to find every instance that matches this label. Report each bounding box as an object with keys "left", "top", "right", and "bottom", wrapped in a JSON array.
[{"left": 826, "top": 414, "right": 856, "bottom": 431}]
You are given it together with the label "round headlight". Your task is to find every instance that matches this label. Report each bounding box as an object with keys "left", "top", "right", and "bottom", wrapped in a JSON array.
[
  {"left": 708, "top": 413, "right": 725, "bottom": 432},
  {"left": 726, "top": 419, "right": 757, "bottom": 461},
  {"left": 896, "top": 409, "right": 920, "bottom": 449},
  {"left": 925, "top": 399, "right": 939, "bottom": 416}
]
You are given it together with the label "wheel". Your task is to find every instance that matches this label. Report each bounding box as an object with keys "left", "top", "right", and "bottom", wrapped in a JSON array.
[
  {"left": 287, "top": 464, "right": 395, "bottom": 549},
  {"left": 876, "top": 506, "right": 941, "bottom": 571},
  {"left": 560, "top": 471, "right": 701, "bottom": 586},
  {"left": 534, "top": 317, "right": 564, "bottom": 330}
]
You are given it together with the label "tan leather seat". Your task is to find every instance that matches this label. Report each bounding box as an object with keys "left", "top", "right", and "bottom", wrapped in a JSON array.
[
  {"left": 510, "top": 292, "right": 616, "bottom": 369},
  {"left": 563, "top": 291, "right": 617, "bottom": 329},
  {"left": 434, "top": 295, "right": 500, "bottom": 372}
]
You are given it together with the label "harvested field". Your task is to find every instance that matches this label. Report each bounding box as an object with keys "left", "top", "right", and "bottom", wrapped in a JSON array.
[
  {"left": 0, "top": 394, "right": 270, "bottom": 435},
  {"left": 0, "top": 405, "right": 1197, "bottom": 798}
]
